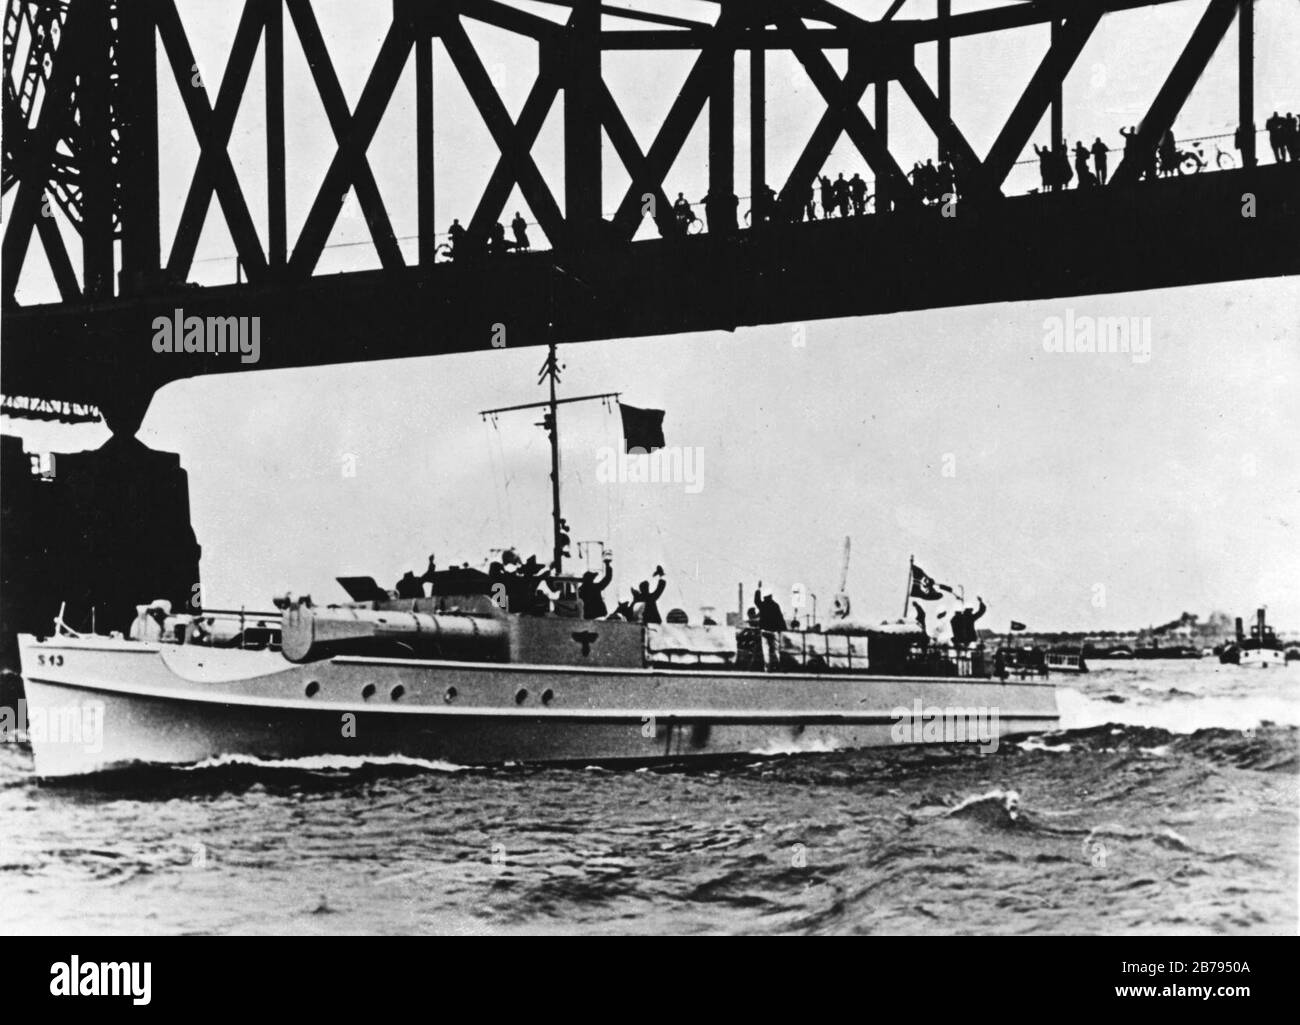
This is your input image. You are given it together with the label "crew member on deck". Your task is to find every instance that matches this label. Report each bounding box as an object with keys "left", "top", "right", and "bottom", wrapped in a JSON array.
[
  {"left": 913, "top": 601, "right": 928, "bottom": 639},
  {"left": 129, "top": 599, "right": 171, "bottom": 642},
  {"left": 579, "top": 553, "right": 614, "bottom": 619},
  {"left": 931, "top": 609, "right": 953, "bottom": 650},
  {"left": 631, "top": 567, "right": 667, "bottom": 624},
  {"left": 754, "top": 587, "right": 787, "bottom": 632},
  {"left": 951, "top": 596, "right": 987, "bottom": 647},
  {"left": 604, "top": 600, "right": 635, "bottom": 622},
  {"left": 507, "top": 555, "right": 549, "bottom": 615}
]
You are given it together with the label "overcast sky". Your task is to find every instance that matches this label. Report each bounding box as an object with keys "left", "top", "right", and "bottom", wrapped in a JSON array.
[{"left": 4, "top": 1, "right": 1298, "bottom": 631}]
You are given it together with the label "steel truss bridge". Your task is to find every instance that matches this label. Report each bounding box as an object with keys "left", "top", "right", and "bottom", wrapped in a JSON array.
[{"left": 2, "top": 0, "right": 1297, "bottom": 418}]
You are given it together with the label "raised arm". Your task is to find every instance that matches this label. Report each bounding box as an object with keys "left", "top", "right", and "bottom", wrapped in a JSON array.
[
  {"left": 651, "top": 577, "right": 666, "bottom": 602},
  {"left": 598, "top": 562, "right": 613, "bottom": 591}
]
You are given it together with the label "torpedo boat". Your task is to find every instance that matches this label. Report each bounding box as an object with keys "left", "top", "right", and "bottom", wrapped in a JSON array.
[{"left": 16, "top": 344, "right": 1059, "bottom": 776}]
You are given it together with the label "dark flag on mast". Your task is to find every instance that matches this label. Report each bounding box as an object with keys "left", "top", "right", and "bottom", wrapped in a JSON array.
[
  {"left": 619, "top": 403, "right": 665, "bottom": 453},
  {"left": 909, "top": 563, "right": 947, "bottom": 601}
]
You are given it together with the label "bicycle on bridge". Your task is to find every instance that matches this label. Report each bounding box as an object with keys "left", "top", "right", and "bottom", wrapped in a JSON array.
[{"left": 1158, "top": 133, "right": 1237, "bottom": 176}]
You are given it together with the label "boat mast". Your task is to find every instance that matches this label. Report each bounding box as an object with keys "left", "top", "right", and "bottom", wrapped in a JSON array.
[
  {"left": 542, "top": 341, "right": 563, "bottom": 574},
  {"left": 480, "top": 346, "right": 620, "bottom": 578}
]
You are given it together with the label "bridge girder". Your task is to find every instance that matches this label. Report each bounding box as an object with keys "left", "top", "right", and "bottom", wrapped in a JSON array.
[{"left": 0, "top": 0, "right": 1287, "bottom": 409}]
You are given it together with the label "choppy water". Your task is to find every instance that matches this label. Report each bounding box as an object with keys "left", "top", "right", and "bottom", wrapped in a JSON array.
[{"left": 1, "top": 660, "right": 1296, "bottom": 935}]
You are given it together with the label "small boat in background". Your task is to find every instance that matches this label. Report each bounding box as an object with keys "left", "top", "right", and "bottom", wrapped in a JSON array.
[
  {"left": 1219, "top": 609, "right": 1285, "bottom": 668},
  {"left": 1044, "top": 650, "right": 1088, "bottom": 674}
]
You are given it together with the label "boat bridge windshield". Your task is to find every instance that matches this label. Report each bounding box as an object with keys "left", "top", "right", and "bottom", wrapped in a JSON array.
[
  {"left": 167, "top": 609, "right": 283, "bottom": 651},
  {"left": 648, "top": 623, "right": 1001, "bottom": 678}
]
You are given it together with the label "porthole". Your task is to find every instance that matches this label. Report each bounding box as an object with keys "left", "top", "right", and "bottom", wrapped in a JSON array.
[
  {"left": 361, "top": 683, "right": 376, "bottom": 700},
  {"left": 541, "top": 688, "right": 554, "bottom": 706},
  {"left": 305, "top": 681, "right": 320, "bottom": 698},
  {"left": 390, "top": 685, "right": 405, "bottom": 701},
  {"left": 444, "top": 686, "right": 458, "bottom": 704},
  {"left": 514, "top": 687, "right": 529, "bottom": 706}
]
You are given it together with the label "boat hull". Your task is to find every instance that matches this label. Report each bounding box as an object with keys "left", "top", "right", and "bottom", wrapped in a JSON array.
[
  {"left": 16, "top": 635, "right": 1059, "bottom": 777},
  {"left": 1238, "top": 647, "right": 1286, "bottom": 669}
]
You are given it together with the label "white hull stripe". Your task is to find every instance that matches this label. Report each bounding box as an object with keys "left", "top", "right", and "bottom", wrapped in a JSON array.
[{"left": 21, "top": 674, "right": 1059, "bottom": 724}]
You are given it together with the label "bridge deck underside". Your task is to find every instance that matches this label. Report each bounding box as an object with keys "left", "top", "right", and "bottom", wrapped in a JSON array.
[{"left": 2, "top": 163, "right": 1297, "bottom": 404}]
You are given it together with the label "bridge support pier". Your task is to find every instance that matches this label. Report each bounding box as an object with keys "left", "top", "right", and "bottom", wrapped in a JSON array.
[{"left": 2, "top": 377, "right": 202, "bottom": 646}]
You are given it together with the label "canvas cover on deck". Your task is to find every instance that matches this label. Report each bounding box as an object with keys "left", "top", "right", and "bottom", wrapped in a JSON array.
[
  {"left": 822, "top": 617, "right": 924, "bottom": 638},
  {"left": 645, "top": 623, "right": 737, "bottom": 666}
]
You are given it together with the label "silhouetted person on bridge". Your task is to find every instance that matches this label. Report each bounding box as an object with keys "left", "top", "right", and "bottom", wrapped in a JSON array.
[
  {"left": 908, "top": 162, "right": 926, "bottom": 199},
  {"left": 833, "top": 173, "right": 850, "bottom": 216},
  {"left": 671, "top": 192, "right": 694, "bottom": 235},
  {"left": 1073, "top": 142, "right": 1097, "bottom": 188},
  {"left": 489, "top": 221, "right": 508, "bottom": 255},
  {"left": 511, "top": 212, "right": 530, "bottom": 251},
  {"left": 447, "top": 218, "right": 466, "bottom": 259},
  {"left": 923, "top": 159, "right": 943, "bottom": 204},
  {"left": 1119, "top": 126, "right": 1139, "bottom": 178},
  {"left": 1091, "top": 137, "right": 1109, "bottom": 184},
  {"left": 849, "top": 172, "right": 867, "bottom": 215},
  {"left": 803, "top": 185, "right": 818, "bottom": 222},
  {"left": 936, "top": 161, "right": 954, "bottom": 205},
  {"left": 1054, "top": 142, "right": 1073, "bottom": 189},
  {"left": 1158, "top": 129, "right": 1177, "bottom": 177},
  {"left": 1034, "top": 145, "right": 1053, "bottom": 191},
  {"left": 1234, "top": 123, "right": 1250, "bottom": 164},
  {"left": 1266, "top": 112, "right": 1285, "bottom": 162},
  {"left": 819, "top": 175, "right": 835, "bottom": 218}
]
